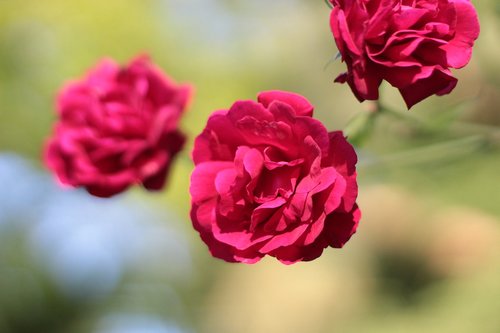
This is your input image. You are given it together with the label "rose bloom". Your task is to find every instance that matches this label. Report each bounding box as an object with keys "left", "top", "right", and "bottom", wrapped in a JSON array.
[
  {"left": 45, "top": 56, "right": 192, "bottom": 197},
  {"left": 190, "top": 91, "right": 360, "bottom": 264},
  {"left": 329, "top": 0, "right": 480, "bottom": 108}
]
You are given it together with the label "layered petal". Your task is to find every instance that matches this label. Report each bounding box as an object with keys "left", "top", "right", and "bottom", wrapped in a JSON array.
[
  {"left": 190, "top": 91, "right": 360, "bottom": 264},
  {"left": 45, "top": 55, "right": 191, "bottom": 197},
  {"left": 329, "top": 0, "right": 480, "bottom": 108}
]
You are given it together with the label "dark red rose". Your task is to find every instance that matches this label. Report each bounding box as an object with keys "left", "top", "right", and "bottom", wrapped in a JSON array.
[
  {"left": 190, "top": 91, "right": 360, "bottom": 264},
  {"left": 45, "top": 56, "right": 192, "bottom": 197},
  {"left": 329, "top": 0, "right": 480, "bottom": 108}
]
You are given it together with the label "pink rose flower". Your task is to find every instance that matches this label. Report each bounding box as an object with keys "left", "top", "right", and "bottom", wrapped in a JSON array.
[
  {"left": 45, "top": 56, "right": 192, "bottom": 197},
  {"left": 190, "top": 91, "right": 360, "bottom": 264},
  {"left": 329, "top": 0, "right": 480, "bottom": 108}
]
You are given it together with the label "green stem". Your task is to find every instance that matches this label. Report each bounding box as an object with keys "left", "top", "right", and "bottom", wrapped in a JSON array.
[
  {"left": 378, "top": 103, "right": 500, "bottom": 146},
  {"left": 449, "top": 122, "right": 500, "bottom": 146},
  {"left": 358, "top": 135, "right": 487, "bottom": 170},
  {"left": 343, "top": 101, "right": 380, "bottom": 146},
  {"left": 379, "top": 105, "right": 427, "bottom": 127}
]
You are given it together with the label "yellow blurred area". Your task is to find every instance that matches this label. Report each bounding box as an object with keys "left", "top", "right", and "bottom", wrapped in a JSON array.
[
  {"left": 200, "top": 185, "right": 500, "bottom": 333},
  {"left": 0, "top": 1, "right": 499, "bottom": 333}
]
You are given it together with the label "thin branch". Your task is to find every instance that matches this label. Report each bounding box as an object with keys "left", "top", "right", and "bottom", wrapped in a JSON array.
[{"left": 358, "top": 135, "right": 487, "bottom": 170}]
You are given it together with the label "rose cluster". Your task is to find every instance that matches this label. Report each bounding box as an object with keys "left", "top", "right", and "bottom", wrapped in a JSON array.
[
  {"left": 329, "top": 0, "right": 480, "bottom": 108},
  {"left": 190, "top": 91, "right": 360, "bottom": 263},
  {"left": 45, "top": 56, "right": 191, "bottom": 197},
  {"left": 44, "top": 0, "right": 481, "bottom": 264}
]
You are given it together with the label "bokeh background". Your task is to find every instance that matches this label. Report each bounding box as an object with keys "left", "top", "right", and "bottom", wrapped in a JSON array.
[{"left": 1, "top": 1, "right": 499, "bottom": 332}]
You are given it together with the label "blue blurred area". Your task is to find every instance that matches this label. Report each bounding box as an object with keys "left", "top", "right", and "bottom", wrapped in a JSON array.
[
  {"left": 163, "top": 0, "right": 301, "bottom": 46},
  {"left": 0, "top": 153, "right": 194, "bottom": 332},
  {"left": 95, "top": 314, "right": 189, "bottom": 333}
]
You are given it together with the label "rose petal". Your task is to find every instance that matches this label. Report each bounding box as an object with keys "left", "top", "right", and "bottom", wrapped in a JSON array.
[
  {"left": 190, "top": 161, "right": 234, "bottom": 202},
  {"left": 258, "top": 90, "right": 314, "bottom": 117},
  {"left": 324, "top": 205, "right": 361, "bottom": 248},
  {"left": 258, "top": 224, "right": 309, "bottom": 253},
  {"left": 441, "top": 0, "right": 480, "bottom": 68}
]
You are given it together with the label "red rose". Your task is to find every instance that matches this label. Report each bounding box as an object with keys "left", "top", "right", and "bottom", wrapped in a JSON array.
[
  {"left": 45, "top": 56, "right": 192, "bottom": 197},
  {"left": 190, "top": 91, "right": 360, "bottom": 264},
  {"left": 329, "top": 0, "right": 480, "bottom": 108}
]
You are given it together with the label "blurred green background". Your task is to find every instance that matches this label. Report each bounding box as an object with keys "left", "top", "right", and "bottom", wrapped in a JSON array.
[{"left": 0, "top": 1, "right": 499, "bottom": 332}]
